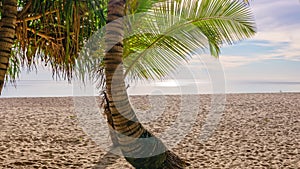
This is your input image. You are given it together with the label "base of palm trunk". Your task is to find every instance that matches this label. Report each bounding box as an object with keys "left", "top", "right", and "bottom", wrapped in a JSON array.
[
  {"left": 124, "top": 150, "right": 189, "bottom": 169},
  {"left": 162, "top": 150, "right": 190, "bottom": 169},
  {"left": 123, "top": 130, "right": 190, "bottom": 169}
]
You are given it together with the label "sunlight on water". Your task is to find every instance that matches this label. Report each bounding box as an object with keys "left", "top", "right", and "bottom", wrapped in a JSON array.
[
  {"left": 1, "top": 80, "right": 300, "bottom": 97},
  {"left": 154, "top": 80, "right": 180, "bottom": 87}
]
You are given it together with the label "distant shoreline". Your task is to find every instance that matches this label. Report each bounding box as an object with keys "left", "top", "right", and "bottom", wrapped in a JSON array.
[{"left": 1, "top": 91, "right": 300, "bottom": 99}]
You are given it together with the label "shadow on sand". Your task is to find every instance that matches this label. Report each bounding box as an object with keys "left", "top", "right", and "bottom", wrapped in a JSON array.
[{"left": 92, "top": 149, "right": 121, "bottom": 169}]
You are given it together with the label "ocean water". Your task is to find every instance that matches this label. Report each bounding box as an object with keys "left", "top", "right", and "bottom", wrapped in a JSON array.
[
  {"left": 1, "top": 80, "right": 300, "bottom": 98},
  {"left": 226, "top": 81, "right": 300, "bottom": 94},
  {"left": 2, "top": 80, "right": 73, "bottom": 98}
]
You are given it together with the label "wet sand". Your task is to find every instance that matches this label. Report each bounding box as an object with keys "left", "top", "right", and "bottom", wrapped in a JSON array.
[{"left": 0, "top": 93, "right": 299, "bottom": 168}]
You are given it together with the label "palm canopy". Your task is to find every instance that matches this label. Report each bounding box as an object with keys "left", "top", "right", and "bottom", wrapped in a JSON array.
[
  {"left": 1, "top": 0, "right": 168, "bottom": 81},
  {"left": 0, "top": 0, "right": 254, "bottom": 83},
  {"left": 0, "top": 0, "right": 106, "bottom": 81},
  {"left": 78, "top": 0, "right": 255, "bottom": 86}
]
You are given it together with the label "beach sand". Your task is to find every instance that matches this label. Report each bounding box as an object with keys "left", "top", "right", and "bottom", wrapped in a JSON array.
[{"left": 0, "top": 93, "right": 299, "bottom": 168}]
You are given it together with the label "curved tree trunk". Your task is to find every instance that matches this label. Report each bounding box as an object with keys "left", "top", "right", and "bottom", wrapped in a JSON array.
[
  {"left": 104, "top": 0, "right": 189, "bottom": 168},
  {"left": 0, "top": 0, "right": 18, "bottom": 95}
]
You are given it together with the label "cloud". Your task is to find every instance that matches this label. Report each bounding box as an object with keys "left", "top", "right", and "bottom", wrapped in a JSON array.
[
  {"left": 219, "top": 0, "right": 300, "bottom": 68},
  {"left": 253, "top": 24, "right": 300, "bottom": 61},
  {"left": 219, "top": 55, "right": 261, "bottom": 68}
]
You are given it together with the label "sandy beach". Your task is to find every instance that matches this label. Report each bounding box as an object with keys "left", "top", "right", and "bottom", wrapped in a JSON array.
[{"left": 0, "top": 93, "right": 299, "bottom": 168}]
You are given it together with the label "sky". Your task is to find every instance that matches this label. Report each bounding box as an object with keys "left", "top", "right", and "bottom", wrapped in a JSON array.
[
  {"left": 2, "top": 0, "right": 300, "bottom": 97},
  {"left": 220, "top": 0, "right": 300, "bottom": 82}
]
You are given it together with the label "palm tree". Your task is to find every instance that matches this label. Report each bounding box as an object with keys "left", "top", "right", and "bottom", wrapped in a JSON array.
[
  {"left": 0, "top": 0, "right": 18, "bottom": 94},
  {"left": 0, "top": 0, "right": 106, "bottom": 94},
  {"left": 103, "top": 1, "right": 179, "bottom": 168},
  {"left": 96, "top": 0, "right": 256, "bottom": 168},
  {"left": 0, "top": 0, "right": 255, "bottom": 168}
]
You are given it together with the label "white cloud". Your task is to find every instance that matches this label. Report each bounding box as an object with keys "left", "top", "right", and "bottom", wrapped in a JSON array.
[
  {"left": 253, "top": 24, "right": 300, "bottom": 61},
  {"left": 219, "top": 0, "right": 300, "bottom": 68},
  {"left": 219, "top": 55, "right": 261, "bottom": 68}
]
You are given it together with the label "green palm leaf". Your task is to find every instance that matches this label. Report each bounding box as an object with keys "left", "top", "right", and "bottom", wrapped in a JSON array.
[
  {"left": 77, "top": 0, "right": 255, "bottom": 86},
  {"left": 123, "top": 0, "right": 256, "bottom": 80}
]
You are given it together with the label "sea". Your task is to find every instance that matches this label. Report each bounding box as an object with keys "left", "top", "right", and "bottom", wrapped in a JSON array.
[{"left": 2, "top": 79, "right": 300, "bottom": 98}]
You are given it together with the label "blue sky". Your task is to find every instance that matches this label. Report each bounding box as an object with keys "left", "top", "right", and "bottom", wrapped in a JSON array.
[
  {"left": 2, "top": 0, "right": 300, "bottom": 97},
  {"left": 220, "top": 0, "right": 300, "bottom": 82}
]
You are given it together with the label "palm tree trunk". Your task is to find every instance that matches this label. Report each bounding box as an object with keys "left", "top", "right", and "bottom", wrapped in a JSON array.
[
  {"left": 104, "top": 0, "right": 188, "bottom": 168},
  {"left": 0, "top": 0, "right": 18, "bottom": 95}
]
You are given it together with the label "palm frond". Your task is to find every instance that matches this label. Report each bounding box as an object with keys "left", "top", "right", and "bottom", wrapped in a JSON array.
[
  {"left": 77, "top": 0, "right": 255, "bottom": 88},
  {"left": 76, "top": 29, "right": 106, "bottom": 88},
  {"left": 123, "top": 0, "right": 255, "bottom": 80},
  {"left": 10, "top": 0, "right": 106, "bottom": 81},
  {"left": 123, "top": 17, "right": 208, "bottom": 80},
  {"left": 126, "top": 0, "right": 167, "bottom": 14}
]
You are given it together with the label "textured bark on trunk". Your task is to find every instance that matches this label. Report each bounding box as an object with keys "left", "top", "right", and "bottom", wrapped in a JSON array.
[
  {"left": 103, "top": 91, "right": 119, "bottom": 147},
  {"left": 0, "top": 0, "right": 18, "bottom": 95},
  {"left": 104, "top": 0, "right": 189, "bottom": 168}
]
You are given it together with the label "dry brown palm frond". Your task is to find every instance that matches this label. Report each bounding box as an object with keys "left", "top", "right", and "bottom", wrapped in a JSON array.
[{"left": 10, "top": 0, "right": 106, "bottom": 81}]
